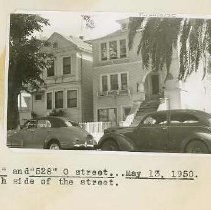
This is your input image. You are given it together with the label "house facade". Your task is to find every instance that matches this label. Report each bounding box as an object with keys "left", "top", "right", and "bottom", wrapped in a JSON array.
[
  {"left": 92, "top": 18, "right": 211, "bottom": 126},
  {"left": 32, "top": 32, "right": 93, "bottom": 122}
]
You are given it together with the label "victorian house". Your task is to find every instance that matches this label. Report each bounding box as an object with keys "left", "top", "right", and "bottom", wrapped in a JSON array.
[{"left": 32, "top": 32, "right": 93, "bottom": 122}]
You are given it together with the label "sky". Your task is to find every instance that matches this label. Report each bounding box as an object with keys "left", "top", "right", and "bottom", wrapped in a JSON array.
[{"left": 28, "top": 11, "right": 139, "bottom": 40}]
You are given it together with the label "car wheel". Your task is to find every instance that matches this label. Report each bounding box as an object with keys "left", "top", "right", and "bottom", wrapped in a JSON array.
[
  {"left": 185, "top": 140, "right": 209, "bottom": 154},
  {"left": 48, "top": 141, "right": 60, "bottom": 150},
  {"left": 100, "top": 140, "right": 119, "bottom": 151}
]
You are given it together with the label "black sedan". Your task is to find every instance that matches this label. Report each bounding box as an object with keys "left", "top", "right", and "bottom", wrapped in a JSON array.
[{"left": 98, "top": 109, "right": 211, "bottom": 154}]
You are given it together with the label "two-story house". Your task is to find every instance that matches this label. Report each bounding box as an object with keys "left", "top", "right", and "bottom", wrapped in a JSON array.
[
  {"left": 91, "top": 17, "right": 211, "bottom": 126},
  {"left": 91, "top": 18, "right": 167, "bottom": 125},
  {"left": 32, "top": 32, "right": 93, "bottom": 122}
]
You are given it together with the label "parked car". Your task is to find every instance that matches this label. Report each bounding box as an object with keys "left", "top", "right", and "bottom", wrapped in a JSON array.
[
  {"left": 7, "top": 116, "right": 97, "bottom": 150},
  {"left": 98, "top": 109, "right": 211, "bottom": 154}
]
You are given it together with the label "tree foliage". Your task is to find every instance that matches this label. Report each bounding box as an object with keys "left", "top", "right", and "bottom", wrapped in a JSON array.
[
  {"left": 8, "top": 14, "right": 50, "bottom": 129},
  {"left": 128, "top": 17, "right": 211, "bottom": 80}
]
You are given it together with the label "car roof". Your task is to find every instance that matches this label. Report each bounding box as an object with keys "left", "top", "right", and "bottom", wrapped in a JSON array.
[{"left": 154, "top": 109, "right": 211, "bottom": 116}]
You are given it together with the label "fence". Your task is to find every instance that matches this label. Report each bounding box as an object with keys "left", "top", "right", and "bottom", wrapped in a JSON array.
[{"left": 79, "top": 122, "right": 113, "bottom": 133}]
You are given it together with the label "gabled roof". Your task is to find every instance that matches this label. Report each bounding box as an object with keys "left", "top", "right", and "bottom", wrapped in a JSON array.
[
  {"left": 65, "top": 35, "right": 92, "bottom": 51},
  {"left": 48, "top": 32, "right": 92, "bottom": 52}
]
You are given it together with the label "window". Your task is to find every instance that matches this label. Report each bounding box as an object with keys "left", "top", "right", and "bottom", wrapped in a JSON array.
[
  {"left": 101, "top": 43, "right": 107, "bottom": 61},
  {"left": 109, "top": 41, "right": 117, "bottom": 59},
  {"left": 102, "top": 75, "right": 108, "bottom": 92},
  {"left": 170, "top": 113, "right": 199, "bottom": 124},
  {"left": 47, "top": 60, "right": 54, "bottom": 77},
  {"left": 143, "top": 113, "right": 167, "bottom": 125},
  {"left": 47, "top": 92, "right": 52, "bottom": 110},
  {"left": 100, "top": 73, "right": 128, "bottom": 92},
  {"left": 55, "top": 91, "right": 63, "bottom": 108},
  {"left": 110, "top": 74, "right": 118, "bottom": 90},
  {"left": 26, "top": 120, "right": 37, "bottom": 129},
  {"left": 120, "top": 39, "right": 126, "bottom": 58},
  {"left": 98, "top": 108, "right": 117, "bottom": 123},
  {"left": 35, "top": 93, "right": 42, "bottom": 101},
  {"left": 37, "top": 120, "right": 51, "bottom": 128},
  {"left": 121, "top": 73, "right": 128, "bottom": 90},
  {"left": 63, "top": 57, "right": 71, "bottom": 74},
  {"left": 67, "top": 90, "right": 77, "bottom": 108}
]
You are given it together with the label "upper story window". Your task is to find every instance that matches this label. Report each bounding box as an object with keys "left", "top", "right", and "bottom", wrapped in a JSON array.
[
  {"left": 100, "top": 39, "right": 127, "bottom": 61},
  {"left": 101, "top": 43, "right": 107, "bottom": 61},
  {"left": 121, "top": 73, "right": 128, "bottom": 90},
  {"left": 102, "top": 75, "right": 108, "bottom": 92},
  {"left": 63, "top": 57, "right": 71, "bottom": 75},
  {"left": 109, "top": 41, "right": 118, "bottom": 59},
  {"left": 120, "top": 39, "right": 126, "bottom": 58},
  {"left": 47, "top": 60, "right": 54, "bottom": 77},
  {"left": 110, "top": 74, "right": 119, "bottom": 90}
]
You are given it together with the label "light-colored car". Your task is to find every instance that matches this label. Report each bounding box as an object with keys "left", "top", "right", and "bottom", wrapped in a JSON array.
[
  {"left": 7, "top": 116, "right": 97, "bottom": 150},
  {"left": 98, "top": 109, "right": 211, "bottom": 154}
]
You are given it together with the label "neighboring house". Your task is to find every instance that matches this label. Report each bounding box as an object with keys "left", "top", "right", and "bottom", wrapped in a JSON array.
[
  {"left": 32, "top": 32, "right": 93, "bottom": 122},
  {"left": 91, "top": 18, "right": 211, "bottom": 126}
]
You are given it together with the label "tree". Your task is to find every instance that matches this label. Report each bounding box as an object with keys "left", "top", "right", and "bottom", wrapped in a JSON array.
[
  {"left": 128, "top": 17, "right": 211, "bottom": 80},
  {"left": 8, "top": 14, "right": 50, "bottom": 129}
]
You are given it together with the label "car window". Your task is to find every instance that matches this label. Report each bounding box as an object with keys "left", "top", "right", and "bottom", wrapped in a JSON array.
[
  {"left": 142, "top": 113, "right": 167, "bottom": 125},
  {"left": 26, "top": 120, "right": 37, "bottom": 129},
  {"left": 170, "top": 113, "right": 199, "bottom": 124},
  {"left": 37, "top": 120, "right": 51, "bottom": 128}
]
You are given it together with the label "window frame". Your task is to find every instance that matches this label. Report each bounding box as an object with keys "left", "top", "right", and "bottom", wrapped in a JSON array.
[
  {"left": 63, "top": 56, "right": 71, "bottom": 75},
  {"left": 47, "top": 59, "right": 55, "bottom": 77},
  {"left": 55, "top": 90, "right": 64, "bottom": 109},
  {"left": 99, "top": 38, "right": 128, "bottom": 62},
  {"left": 46, "top": 92, "right": 53, "bottom": 110},
  {"left": 67, "top": 89, "right": 78, "bottom": 108},
  {"left": 100, "top": 72, "right": 129, "bottom": 92}
]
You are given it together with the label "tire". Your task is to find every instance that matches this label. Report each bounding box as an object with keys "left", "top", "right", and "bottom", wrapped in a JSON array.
[
  {"left": 185, "top": 140, "right": 209, "bottom": 154},
  {"left": 47, "top": 140, "right": 60, "bottom": 150},
  {"left": 100, "top": 140, "right": 119, "bottom": 151}
]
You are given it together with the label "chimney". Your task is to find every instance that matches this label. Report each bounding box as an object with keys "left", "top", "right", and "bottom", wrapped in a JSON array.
[{"left": 79, "top": 35, "right": 84, "bottom": 40}]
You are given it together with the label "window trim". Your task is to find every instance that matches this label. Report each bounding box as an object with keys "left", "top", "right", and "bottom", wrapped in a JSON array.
[
  {"left": 46, "top": 91, "right": 53, "bottom": 110},
  {"left": 66, "top": 89, "right": 78, "bottom": 108},
  {"left": 55, "top": 90, "right": 64, "bottom": 109},
  {"left": 47, "top": 59, "right": 55, "bottom": 77},
  {"left": 99, "top": 38, "right": 128, "bottom": 62},
  {"left": 100, "top": 72, "right": 129, "bottom": 92},
  {"left": 63, "top": 56, "right": 71, "bottom": 75}
]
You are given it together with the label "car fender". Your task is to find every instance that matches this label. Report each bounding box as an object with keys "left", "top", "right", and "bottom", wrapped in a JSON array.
[
  {"left": 180, "top": 131, "right": 211, "bottom": 152},
  {"left": 98, "top": 133, "right": 136, "bottom": 151}
]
